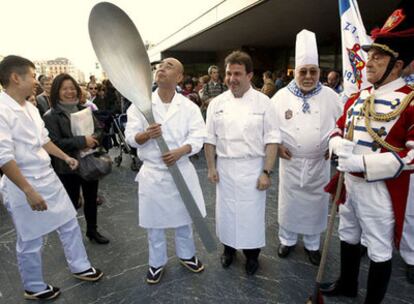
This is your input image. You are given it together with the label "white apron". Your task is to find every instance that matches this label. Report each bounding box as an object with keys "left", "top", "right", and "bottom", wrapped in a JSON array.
[
  {"left": 206, "top": 88, "right": 280, "bottom": 249},
  {"left": 216, "top": 157, "right": 266, "bottom": 249},
  {"left": 272, "top": 86, "right": 341, "bottom": 235},
  {"left": 1, "top": 171, "right": 76, "bottom": 241},
  {"left": 278, "top": 156, "right": 330, "bottom": 234},
  {"left": 137, "top": 159, "right": 206, "bottom": 228},
  {"left": 0, "top": 93, "right": 76, "bottom": 242},
  {"left": 125, "top": 91, "right": 207, "bottom": 229}
]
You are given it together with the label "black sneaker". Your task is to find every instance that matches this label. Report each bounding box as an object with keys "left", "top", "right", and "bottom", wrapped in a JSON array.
[
  {"left": 179, "top": 256, "right": 204, "bottom": 273},
  {"left": 24, "top": 285, "right": 60, "bottom": 300},
  {"left": 146, "top": 266, "right": 164, "bottom": 284},
  {"left": 73, "top": 267, "right": 104, "bottom": 282}
]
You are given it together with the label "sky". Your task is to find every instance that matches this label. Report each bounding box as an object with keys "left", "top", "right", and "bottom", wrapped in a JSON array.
[{"left": 0, "top": 0, "right": 221, "bottom": 76}]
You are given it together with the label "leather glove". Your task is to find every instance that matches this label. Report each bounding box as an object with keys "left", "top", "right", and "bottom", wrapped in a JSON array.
[{"left": 329, "top": 137, "right": 356, "bottom": 157}]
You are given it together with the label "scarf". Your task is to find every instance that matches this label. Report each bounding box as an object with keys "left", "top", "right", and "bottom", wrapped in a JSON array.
[
  {"left": 287, "top": 80, "right": 322, "bottom": 113},
  {"left": 57, "top": 101, "right": 79, "bottom": 114}
]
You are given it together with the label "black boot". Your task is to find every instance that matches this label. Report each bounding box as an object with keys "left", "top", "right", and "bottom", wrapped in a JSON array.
[
  {"left": 407, "top": 264, "right": 414, "bottom": 284},
  {"left": 86, "top": 229, "right": 110, "bottom": 244},
  {"left": 320, "top": 241, "right": 361, "bottom": 297},
  {"left": 364, "top": 259, "right": 392, "bottom": 304},
  {"left": 243, "top": 248, "right": 260, "bottom": 276},
  {"left": 221, "top": 245, "right": 236, "bottom": 268}
]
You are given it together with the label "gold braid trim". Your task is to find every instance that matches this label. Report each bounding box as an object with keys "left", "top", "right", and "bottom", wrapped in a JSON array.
[
  {"left": 361, "top": 90, "right": 414, "bottom": 152},
  {"left": 370, "top": 43, "right": 399, "bottom": 58}
]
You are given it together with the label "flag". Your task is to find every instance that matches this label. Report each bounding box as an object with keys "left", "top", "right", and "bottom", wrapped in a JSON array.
[{"left": 339, "top": 0, "right": 372, "bottom": 96}]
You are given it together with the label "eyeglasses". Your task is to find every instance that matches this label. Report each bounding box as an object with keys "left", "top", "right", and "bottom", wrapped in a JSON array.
[
  {"left": 89, "top": 87, "right": 98, "bottom": 90},
  {"left": 297, "top": 69, "right": 319, "bottom": 77}
]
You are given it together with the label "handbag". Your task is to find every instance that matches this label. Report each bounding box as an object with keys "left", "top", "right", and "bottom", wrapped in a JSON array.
[{"left": 78, "top": 150, "right": 112, "bottom": 181}]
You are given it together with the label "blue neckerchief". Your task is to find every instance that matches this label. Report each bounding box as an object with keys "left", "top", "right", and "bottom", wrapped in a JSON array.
[
  {"left": 404, "top": 73, "right": 414, "bottom": 85},
  {"left": 287, "top": 80, "right": 322, "bottom": 113}
]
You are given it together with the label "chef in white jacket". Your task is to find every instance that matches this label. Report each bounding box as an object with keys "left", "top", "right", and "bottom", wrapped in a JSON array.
[
  {"left": 271, "top": 30, "right": 342, "bottom": 265},
  {"left": 125, "top": 58, "right": 207, "bottom": 284},
  {"left": 0, "top": 56, "right": 103, "bottom": 301},
  {"left": 205, "top": 51, "right": 279, "bottom": 276}
]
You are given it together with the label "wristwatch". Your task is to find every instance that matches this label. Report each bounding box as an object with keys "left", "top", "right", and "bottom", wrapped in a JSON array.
[{"left": 263, "top": 169, "right": 273, "bottom": 177}]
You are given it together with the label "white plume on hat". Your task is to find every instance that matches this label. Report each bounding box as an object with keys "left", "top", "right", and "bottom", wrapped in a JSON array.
[{"left": 295, "top": 29, "right": 319, "bottom": 68}]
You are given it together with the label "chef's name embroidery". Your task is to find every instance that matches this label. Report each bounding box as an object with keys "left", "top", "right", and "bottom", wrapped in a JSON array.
[{"left": 251, "top": 112, "right": 264, "bottom": 116}]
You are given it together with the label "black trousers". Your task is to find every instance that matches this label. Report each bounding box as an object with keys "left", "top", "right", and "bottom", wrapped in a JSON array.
[
  {"left": 58, "top": 174, "right": 99, "bottom": 231},
  {"left": 223, "top": 244, "right": 261, "bottom": 260}
]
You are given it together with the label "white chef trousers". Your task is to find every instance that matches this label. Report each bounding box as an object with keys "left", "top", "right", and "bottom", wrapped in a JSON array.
[
  {"left": 16, "top": 218, "right": 91, "bottom": 292},
  {"left": 339, "top": 173, "right": 394, "bottom": 262},
  {"left": 278, "top": 226, "right": 321, "bottom": 250},
  {"left": 400, "top": 215, "right": 414, "bottom": 265},
  {"left": 147, "top": 224, "right": 195, "bottom": 268}
]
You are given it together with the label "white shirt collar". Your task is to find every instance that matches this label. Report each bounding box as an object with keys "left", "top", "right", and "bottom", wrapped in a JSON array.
[
  {"left": 372, "top": 77, "right": 406, "bottom": 96},
  {"left": 152, "top": 89, "right": 182, "bottom": 106},
  {"left": 0, "top": 91, "right": 25, "bottom": 111},
  {"left": 229, "top": 85, "right": 254, "bottom": 100}
]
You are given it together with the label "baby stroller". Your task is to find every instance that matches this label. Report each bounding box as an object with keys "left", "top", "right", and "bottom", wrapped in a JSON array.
[
  {"left": 112, "top": 113, "right": 142, "bottom": 171},
  {"left": 93, "top": 110, "right": 115, "bottom": 151}
]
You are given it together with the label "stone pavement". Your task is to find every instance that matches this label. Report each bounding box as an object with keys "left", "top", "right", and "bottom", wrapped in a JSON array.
[{"left": 0, "top": 152, "right": 412, "bottom": 304}]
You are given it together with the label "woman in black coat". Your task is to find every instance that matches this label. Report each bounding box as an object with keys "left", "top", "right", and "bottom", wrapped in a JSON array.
[{"left": 44, "top": 73, "right": 109, "bottom": 244}]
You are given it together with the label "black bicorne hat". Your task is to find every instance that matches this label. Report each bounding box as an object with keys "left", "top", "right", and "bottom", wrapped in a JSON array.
[{"left": 362, "top": 0, "right": 414, "bottom": 67}]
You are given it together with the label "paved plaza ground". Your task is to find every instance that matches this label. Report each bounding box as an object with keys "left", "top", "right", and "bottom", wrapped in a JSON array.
[{"left": 0, "top": 152, "right": 412, "bottom": 303}]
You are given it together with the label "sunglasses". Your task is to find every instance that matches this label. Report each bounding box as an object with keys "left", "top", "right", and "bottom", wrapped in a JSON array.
[{"left": 89, "top": 87, "right": 98, "bottom": 90}]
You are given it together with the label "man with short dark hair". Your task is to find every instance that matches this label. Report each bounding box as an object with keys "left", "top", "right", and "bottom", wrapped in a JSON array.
[
  {"left": 326, "top": 70, "right": 343, "bottom": 94},
  {"left": 87, "top": 81, "right": 98, "bottom": 103},
  {"left": 0, "top": 55, "right": 103, "bottom": 301},
  {"left": 205, "top": 51, "right": 279, "bottom": 276}
]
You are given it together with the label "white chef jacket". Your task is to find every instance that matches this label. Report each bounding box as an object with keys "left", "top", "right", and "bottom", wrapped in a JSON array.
[
  {"left": 206, "top": 87, "right": 280, "bottom": 157},
  {"left": 0, "top": 92, "right": 76, "bottom": 241},
  {"left": 205, "top": 87, "right": 280, "bottom": 248},
  {"left": 272, "top": 86, "right": 341, "bottom": 234},
  {"left": 125, "top": 90, "right": 207, "bottom": 228}
]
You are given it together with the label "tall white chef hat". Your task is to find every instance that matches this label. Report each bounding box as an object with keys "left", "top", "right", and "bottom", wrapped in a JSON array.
[{"left": 295, "top": 29, "right": 319, "bottom": 68}]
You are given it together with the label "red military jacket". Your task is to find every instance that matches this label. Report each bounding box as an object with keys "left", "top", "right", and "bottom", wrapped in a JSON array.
[{"left": 327, "top": 78, "right": 414, "bottom": 247}]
